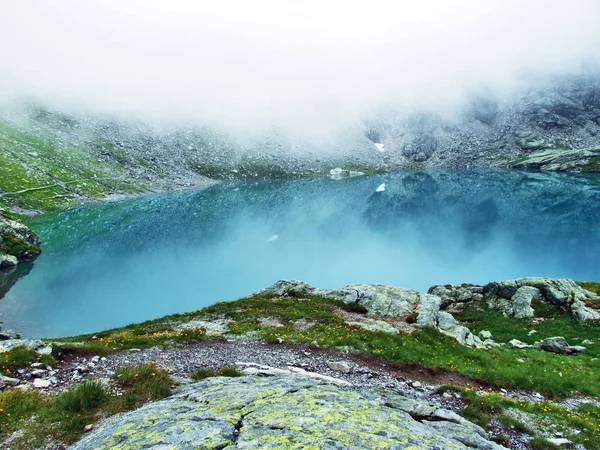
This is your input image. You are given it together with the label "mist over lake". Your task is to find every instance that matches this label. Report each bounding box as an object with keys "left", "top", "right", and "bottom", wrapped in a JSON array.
[{"left": 1, "top": 169, "right": 598, "bottom": 338}]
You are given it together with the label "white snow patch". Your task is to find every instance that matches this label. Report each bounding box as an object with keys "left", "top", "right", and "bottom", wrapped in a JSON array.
[
  {"left": 374, "top": 143, "right": 385, "bottom": 152},
  {"left": 376, "top": 183, "right": 386, "bottom": 192}
]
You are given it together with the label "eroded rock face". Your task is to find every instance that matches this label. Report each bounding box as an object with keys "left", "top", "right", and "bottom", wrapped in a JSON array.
[
  {"left": 510, "top": 147, "right": 600, "bottom": 173},
  {"left": 71, "top": 375, "right": 505, "bottom": 450}
]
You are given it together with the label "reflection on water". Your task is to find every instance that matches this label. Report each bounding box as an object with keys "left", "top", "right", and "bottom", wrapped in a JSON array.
[{"left": 1, "top": 169, "right": 599, "bottom": 337}]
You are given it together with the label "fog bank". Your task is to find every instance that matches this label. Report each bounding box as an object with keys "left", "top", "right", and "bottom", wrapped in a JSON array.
[{"left": 2, "top": 1, "right": 600, "bottom": 134}]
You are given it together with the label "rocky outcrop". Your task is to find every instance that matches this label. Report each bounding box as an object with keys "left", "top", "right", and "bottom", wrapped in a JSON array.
[
  {"left": 71, "top": 375, "right": 504, "bottom": 450},
  {"left": 255, "top": 280, "right": 484, "bottom": 348},
  {"left": 368, "top": 73, "right": 600, "bottom": 170},
  {"left": 428, "top": 277, "right": 600, "bottom": 323},
  {"left": 256, "top": 278, "right": 599, "bottom": 350},
  {"left": 509, "top": 147, "right": 600, "bottom": 173},
  {"left": 0, "top": 215, "right": 41, "bottom": 299},
  {"left": 0, "top": 214, "right": 41, "bottom": 261},
  {"left": 0, "top": 338, "right": 52, "bottom": 355}
]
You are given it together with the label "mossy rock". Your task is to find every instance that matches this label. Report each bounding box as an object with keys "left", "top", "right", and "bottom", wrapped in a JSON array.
[{"left": 0, "top": 214, "right": 41, "bottom": 259}]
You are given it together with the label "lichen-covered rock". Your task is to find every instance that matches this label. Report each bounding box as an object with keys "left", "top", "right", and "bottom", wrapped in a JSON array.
[
  {"left": 509, "top": 286, "right": 541, "bottom": 318},
  {"left": 346, "top": 319, "right": 400, "bottom": 334},
  {"left": 252, "top": 280, "right": 315, "bottom": 298},
  {"left": 416, "top": 294, "right": 443, "bottom": 328},
  {"left": 483, "top": 278, "right": 600, "bottom": 323},
  {"left": 490, "top": 286, "right": 541, "bottom": 319},
  {"left": 256, "top": 280, "right": 421, "bottom": 317},
  {"left": 333, "top": 284, "right": 421, "bottom": 317},
  {"left": 507, "top": 339, "right": 530, "bottom": 349},
  {"left": 0, "top": 215, "right": 41, "bottom": 260},
  {"left": 479, "top": 330, "right": 493, "bottom": 340},
  {"left": 71, "top": 375, "right": 505, "bottom": 450},
  {"left": 427, "top": 283, "right": 483, "bottom": 308},
  {"left": 432, "top": 277, "right": 599, "bottom": 323},
  {"left": 417, "top": 295, "right": 484, "bottom": 348},
  {"left": 257, "top": 281, "right": 483, "bottom": 347}
]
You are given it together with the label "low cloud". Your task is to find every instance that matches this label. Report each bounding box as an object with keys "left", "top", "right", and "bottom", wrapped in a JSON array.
[{"left": 2, "top": 0, "right": 600, "bottom": 134}]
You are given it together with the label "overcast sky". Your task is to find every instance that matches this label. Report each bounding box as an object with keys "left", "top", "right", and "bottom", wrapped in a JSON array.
[{"left": 2, "top": 0, "right": 600, "bottom": 133}]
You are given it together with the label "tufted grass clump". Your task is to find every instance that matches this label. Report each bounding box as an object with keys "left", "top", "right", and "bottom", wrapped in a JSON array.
[
  {"left": 114, "top": 362, "right": 172, "bottom": 410},
  {"left": 0, "top": 362, "right": 174, "bottom": 449},
  {"left": 57, "top": 380, "right": 110, "bottom": 413},
  {"left": 0, "top": 345, "right": 55, "bottom": 374},
  {"left": 190, "top": 366, "right": 243, "bottom": 381}
]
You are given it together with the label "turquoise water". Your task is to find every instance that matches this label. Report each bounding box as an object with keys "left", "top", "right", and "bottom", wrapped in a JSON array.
[{"left": 1, "top": 169, "right": 599, "bottom": 338}]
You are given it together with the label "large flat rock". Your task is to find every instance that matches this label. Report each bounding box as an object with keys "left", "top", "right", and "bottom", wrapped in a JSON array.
[{"left": 71, "top": 375, "right": 504, "bottom": 449}]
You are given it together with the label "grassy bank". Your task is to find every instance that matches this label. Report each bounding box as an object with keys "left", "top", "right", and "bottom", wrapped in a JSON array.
[
  {"left": 50, "top": 288, "right": 600, "bottom": 398},
  {"left": 0, "top": 363, "right": 172, "bottom": 448}
]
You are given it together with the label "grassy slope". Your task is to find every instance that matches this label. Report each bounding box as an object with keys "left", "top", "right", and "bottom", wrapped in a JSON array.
[
  {"left": 0, "top": 285, "right": 598, "bottom": 448},
  {"left": 51, "top": 290, "right": 600, "bottom": 398},
  {"left": 0, "top": 362, "right": 172, "bottom": 449},
  {"left": 0, "top": 117, "right": 161, "bottom": 213}
]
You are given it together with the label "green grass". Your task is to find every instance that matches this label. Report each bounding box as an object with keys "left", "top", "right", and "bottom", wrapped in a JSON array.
[
  {"left": 56, "top": 380, "right": 110, "bottom": 413},
  {"left": 452, "top": 300, "right": 600, "bottom": 358},
  {"left": 437, "top": 385, "right": 600, "bottom": 448},
  {"left": 113, "top": 362, "right": 172, "bottom": 409},
  {"left": 0, "top": 118, "right": 161, "bottom": 212},
  {"left": 0, "top": 345, "right": 55, "bottom": 375},
  {"left": 0, "top": 363, "right": 172, "bottom": 449},
  {"left": 52, "top": 320, "right": 209, "bottom": 355},
  {"left": 48, "top": 291, "right": 600, "bottom": 398},
  {"left": 0, "top": 231, "right": 40, "bottom": 258},
  {"left": 190, "top": 366, "right": 244, "bottom": 381},
  {"left": 198, "top": 294, "right": 600, "bottom": 397}
]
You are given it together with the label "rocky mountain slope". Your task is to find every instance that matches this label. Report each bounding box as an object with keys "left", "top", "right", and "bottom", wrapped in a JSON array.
[{"left": 1, "top": 73, "right": 600, "bottom": 214}]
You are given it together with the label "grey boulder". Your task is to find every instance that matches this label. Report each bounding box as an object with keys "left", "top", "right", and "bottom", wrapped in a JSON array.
[{"left": 70, "top": 375, "right": 505, "bottom": 450}]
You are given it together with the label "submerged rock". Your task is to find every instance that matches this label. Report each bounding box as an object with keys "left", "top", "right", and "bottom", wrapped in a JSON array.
[{"left": 71, "top": 375, "right": 505, "bottom": 450}]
